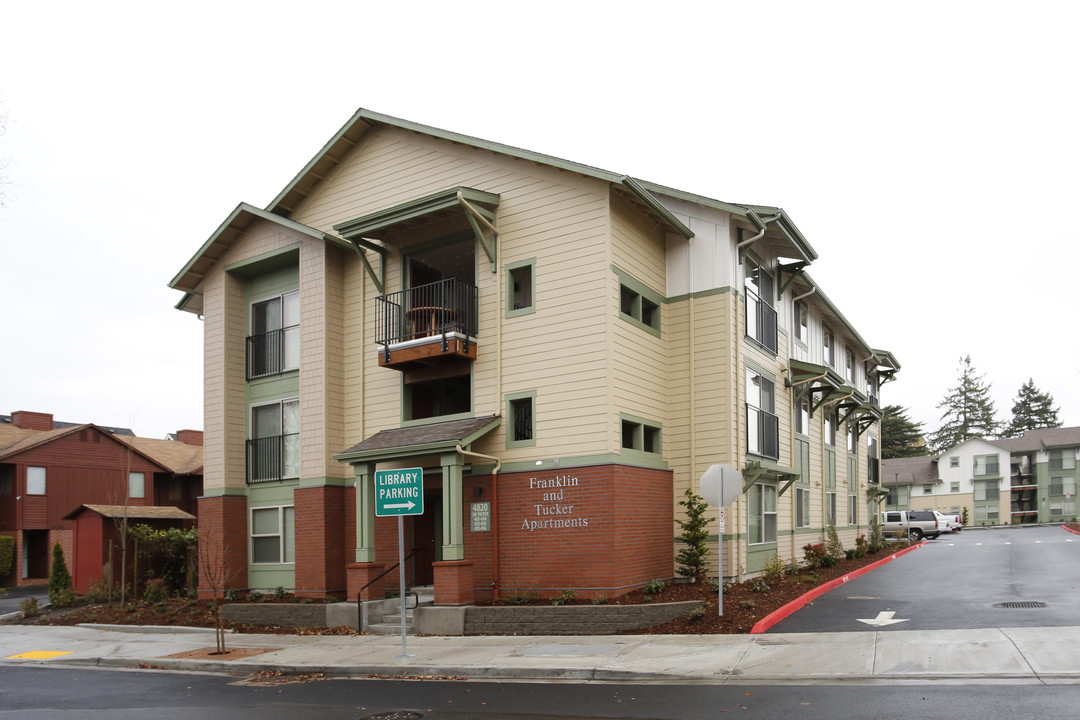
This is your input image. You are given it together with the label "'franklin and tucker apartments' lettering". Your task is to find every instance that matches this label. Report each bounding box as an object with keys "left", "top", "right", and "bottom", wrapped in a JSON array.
[{"left": 522, "top": 475, "right": 590, "bottom": 532}]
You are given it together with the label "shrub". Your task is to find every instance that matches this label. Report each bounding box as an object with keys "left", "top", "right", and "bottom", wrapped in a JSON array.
[
  {"left": 738, "top": 598, "right": 756, "bottom": 610},
  {"left": 751, "top": 577, "right": 770, "bottom": 593},
  {"left": 84, "top": 579, "right": 113, "bottom": 604},
  {"left": 685, "top": 606, "right": 706, "bottom": 622},
  {"left": 0, "top": 535, "right": 14, "bottom": 578},
  {"left": 49, "top": 543, "right": 75, "bottom": 608},
  {"left": 591, "top": 594, "right": 609, "bottom": 605},
  {"left": 502, "top": 584, "right": 536, "bottom": 605},
  {"left": 643, "top": 578, "right": 666, "bottom": 595},
  {"left": 144, "top": 578, "right": 169, "bottom": 603},
  {"left": 675, "top": 489, "right": 711, "bottom": 582},
  {"left": 825, "top": 520, "right": 844, "bottom": 561},
  {"left": 802, "top": 543, "right": 829, "bottom": 569},
  {"left": 550, "top": 589, "right": 576, "bottom": 606},
  {"left": 274, "top": 586, "right": 288, "bottom": 600},
  {"left": 224, "top": 589, "right": 240, "bottom": 601},
  {"left": 20, "top": 597, "right": 40, "bottom": 617},
  {"left": 762, "top": 555, "right": 788, "bottom": 584},
  {"left": 246, "top": 591, "right": 264, "bottom": 603}
]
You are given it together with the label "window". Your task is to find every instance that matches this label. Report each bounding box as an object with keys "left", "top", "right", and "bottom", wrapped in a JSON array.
[
  {"left": 1050, "top": 476, "right": 1076, "bottom": 496},
  {"left": 1049, "top": 449, "right": 1076, "bottom": 471},
  {"left": 248, "top": 290, "right": 299, "bottom": 379},
  {"left": 250, "top": 506, "right": 295, "bottom": 564},
  {"left": 27, "top": 466, "right": 46, "bottom": 495},
  {"left": 845, "top": 349, "right": 856, "bottom": 383},
  {"left": 923, "top": 483, "right": 933, "bottom": 494},
  {"left": 973, "top": 454, "right": 1000, "bottom": 477},
  {"left": 406, "top": 375, "right": 471, "bottom": 421},
  {"left": 950, "top": 481, "right": 960, "bottom": 493},
  {"left": 950, "top": 456, "right": 959, "bottom": 468},
  {"left": 825, "top": 492, "right": 837, "bottom": 524},
  {"left": 744, "top": 261, "right": 777, "bottom": 353},
  {"left": 506, "top": 259, "right": 535, "bottom": 316},
  {"left": 248, "top": 399, "right": 300, "bottom": 483},
  {"left": 746, "top": 367, "right": 778, "bottom": 459},
  {"left": 621, "top": 416, "right": 662, "bottom": 456},
  {"left": 823, "top": 327, "right": 835, "bottom": 367},
  {"left": 618, "top": 275, "right": 661, "bottom": 335},
  {"left": 867, "top": 436, "right": 879, "bottom": 484},
  {"left": 129, "top": 472, "right": 145, "bottom": 499},
  {"left": 848, "top": 423, "right": 857, "bottom": 454},
  {"left": 796, "top": 487, "right": 811, "bottom": 528},
  {"left": 975, "top": 480, "right": 999, "bottom": 501},
  {"left": 748, "top": 483, "right": 777, "bottom": 544},
  {"left": 506, "top": 392, "right": 535, "bottom": 447},
  {"left": 794, "top": 300, "right": 808, "bottom": 343},
  {"left": 0, "top": 467, "right": 11, "bottom": 496},
  {"left": 824, "top": 409, "right": 836, "bottom": 447},
  {"left": 848, "top": 494, "right": 858, "bottom": 525},
  {"left": 794, "top": 398, "right": 810, "bottom": 436}
]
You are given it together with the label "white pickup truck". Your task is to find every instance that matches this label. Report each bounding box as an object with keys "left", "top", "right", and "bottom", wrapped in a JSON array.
[{"left": 934, "top": 510, "right": 963, "bottom": 533}]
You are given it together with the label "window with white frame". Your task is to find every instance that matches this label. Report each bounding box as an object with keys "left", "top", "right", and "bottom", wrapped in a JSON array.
[
  {"left": 794, "top": 397, "right": 810, "bottom": 436},
  {"left": 250, "top": 505, "right": 295, "bottom": 564},
  {"left": 923, "top": 483, "right": 933, "bottom": 494},
  {"left": 796, "top": 487, "right": 811, "bottom": 528},
  {"left": 794, "top": 300, "right": 808, "bottom": 344},
  {"left": 748, "top": 483, "right": 777, "bottom": 544},
  {"left": 1050, "top": 476, "right": 1076, "bottom": 496},
  {"left": 1049, "top": 449, "right": 1076, "bottom": 471},
  {"left": 129, "top": 472, "right": 145, "bottom": 499},
  {"left": 848, "top": 494, "right": 858, "bottom": 525},
  {"left": 845, "top": 348, "right": 855, "bottom": 383},
  {"left": 746, "top": 367, "right": 778, "bottom": 459},
  {"left": 973, "top": 454, "right": 1000, "bottom": 477},
  {"left": 848, "top": 423, "right": 857, "bottom": 454},
  {"left": 975, "top": 479, "right": 999, "bottom": 501},
  {"left": 950, "top": 481, "right": 960, "bottom": 493},
  {"left": 248, "top": 290, "right": 300, "bottom": 379},
  {"left": 248, "top": 398, "right": 300, "bottom": 483},
  {"left": 824, "top": 409, "right": 837, "bottom": 446},
  {"left": 950, "top": 456, "right": 959, "bottom": 468},
  {"left": 27, "top": 466, "right": 46, "bottom": 495},
  {"left": 744, "top": 260, "right": 777, "bottom": 353},
  {"left": 825, "top": 491, "right": 837, "bottom": 524},
  {"left": 823, "top": 327, "right": 835, "bottom": 367}
]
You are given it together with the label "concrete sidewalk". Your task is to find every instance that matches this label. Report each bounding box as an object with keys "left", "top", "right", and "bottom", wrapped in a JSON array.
[{"left": 2, "top": 623, "right": 1079, "bottom": 684}]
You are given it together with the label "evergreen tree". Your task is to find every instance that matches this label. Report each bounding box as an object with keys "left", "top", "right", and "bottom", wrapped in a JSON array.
[
  {"left": 1002, "top": 378, "right": 1061, "bottom": 437},
  {"left": 675, "top": 488, "right": 710, "bottom": 582},
  {"left": 929, "top": 355, "right": 1000, "bottom": 452},
  {"left": 48, "top": 543, "right": 75, "bottom": 608},
  {"left": 881, "top": 405, "right": 926, "bottom": 458}
]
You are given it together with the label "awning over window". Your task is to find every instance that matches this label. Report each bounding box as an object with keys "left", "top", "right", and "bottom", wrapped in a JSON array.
[
  {"left": 334, "top": 415, "right": 502, "bottom": 465},
  {"left": 787, "top": 359, "right": 848, "bottom": 417},
  {"left": 834, "top": 386, "right": 883, "bottom": 440},
  {"left": 870, "top": 349, "right": 901, "bottom": 384},
  {"left": 742, "top": 458, "right": 800, "bottom": 494}
]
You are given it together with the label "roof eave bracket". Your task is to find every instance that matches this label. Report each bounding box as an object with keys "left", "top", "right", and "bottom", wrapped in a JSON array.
[{"left": 459, "top": 191, "right": 498, "bottom": 273}]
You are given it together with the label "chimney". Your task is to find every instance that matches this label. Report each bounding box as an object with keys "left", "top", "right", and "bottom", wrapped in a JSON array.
[
  {"left": 175, "top": 429, "right": 203, "bottom": 446},
  {"left": 11, "top": 411, "right": 54, "bottom": 431}
]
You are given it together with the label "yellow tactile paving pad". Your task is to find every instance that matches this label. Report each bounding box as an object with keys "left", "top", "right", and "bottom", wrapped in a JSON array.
[{"left": 6, "top": 650, "right": 74, "bottom": 660}]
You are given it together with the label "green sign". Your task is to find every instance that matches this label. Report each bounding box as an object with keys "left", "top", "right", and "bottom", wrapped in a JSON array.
[{"left": 374, "top": 468, "right": 424, "bottom": 517}]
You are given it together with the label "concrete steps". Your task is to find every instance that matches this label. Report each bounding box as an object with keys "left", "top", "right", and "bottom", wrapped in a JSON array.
[{"left": 365, "top": 586, "right": 434, "bottom": 635}]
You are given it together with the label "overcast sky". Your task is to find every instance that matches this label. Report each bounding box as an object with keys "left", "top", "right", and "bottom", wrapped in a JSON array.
[{"left": 2, "top": 1, "right": 1078, "bottom": 441}]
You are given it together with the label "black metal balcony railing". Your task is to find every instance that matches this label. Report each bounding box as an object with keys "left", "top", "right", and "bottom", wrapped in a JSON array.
[
  {"left": 247, "top": 326, "right": 299, "bottom": 380},
  {"left": 746, "top": 405, "right": 780, "bottom": 460},
  {"left": 375, "top": 278, "right": 479, "bottom": 347},
  {"left": 247, "top": 433, "right": 299, "bottom": 484},
  {"left": 745, "top": 288, "right": 778, "bottom": 354},
  {"left": 868, "top": 457, "right": 880, "bottom": 485},
  {"left": 868, "top": 392, "right": 880, "bottom": 407}
]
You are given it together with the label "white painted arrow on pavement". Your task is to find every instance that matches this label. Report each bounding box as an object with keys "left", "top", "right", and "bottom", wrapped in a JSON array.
[{"left": 857, "top": 611, "right": 909, "bottom": 627}]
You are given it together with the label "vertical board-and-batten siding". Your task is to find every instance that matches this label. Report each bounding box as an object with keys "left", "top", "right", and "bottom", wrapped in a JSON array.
[{"left": 285, "top": 125, "right": 612, "bottom": 458}]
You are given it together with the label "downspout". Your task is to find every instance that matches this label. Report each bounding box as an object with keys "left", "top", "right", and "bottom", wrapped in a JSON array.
[{"left": 456, "top": 445, "right": 502, "bottom": 600}]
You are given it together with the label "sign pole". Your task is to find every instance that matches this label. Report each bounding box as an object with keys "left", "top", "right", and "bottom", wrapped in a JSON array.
[
  {"left": 397, "top": 515, "right": 412, "bottom": 657},
  {"left": 373, "top": 467, "right": 424, "bottom": 659},
  {"left": 699, "top": 464, "right": 743, "bottom": 618}
]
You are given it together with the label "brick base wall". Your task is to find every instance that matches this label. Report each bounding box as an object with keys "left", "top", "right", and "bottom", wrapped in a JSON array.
[
  {"left": 294, "top": 486, "right": 346, "bottom": 598},
  {"left": 198, "top": 495, "right": 248, "bottom": 599}
]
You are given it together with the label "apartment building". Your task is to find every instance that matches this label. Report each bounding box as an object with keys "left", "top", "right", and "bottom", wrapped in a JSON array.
[
  {"left": 169, "top": 108, "right": 899, "bottom": 605},
  {"left": 882, "top": 427, "right": 1080, "bottom": 526}
]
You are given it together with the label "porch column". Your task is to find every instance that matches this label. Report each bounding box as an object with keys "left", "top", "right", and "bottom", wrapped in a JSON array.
[
  {"left": 352, "top": 461, "right": 376, "bottom": 562},
  {"left": 441, "top": 452, "right": 465, "bottom": 560}
]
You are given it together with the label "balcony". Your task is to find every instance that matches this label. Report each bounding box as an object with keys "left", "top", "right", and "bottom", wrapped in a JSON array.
[
  {"left": 745, "top": 287, "right": 778, "bottom": 354},
  {"left": 247, "top": 326, "right": 299, "bottom": 380},
  {"left": 746, "top": 405, "right": 780, "bottom": 460},
  {"left": 247, "top": 433, "right": 299, "bottom": 484},
  {"left": 375, "top": 278, "right": 479, "bottom": 370}
]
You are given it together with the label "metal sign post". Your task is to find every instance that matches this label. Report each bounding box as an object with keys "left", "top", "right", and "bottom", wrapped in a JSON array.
[
  {"left": 700, "top": 464, "right": 743, "bottom": 616},
  {"left": 374, "top": 468, "right": 425, "bottom": 658}
]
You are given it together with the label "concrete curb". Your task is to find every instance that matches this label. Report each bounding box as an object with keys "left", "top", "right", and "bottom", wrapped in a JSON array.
[{"left": 750, "top": 542, "right": 925, "bottom": 634}]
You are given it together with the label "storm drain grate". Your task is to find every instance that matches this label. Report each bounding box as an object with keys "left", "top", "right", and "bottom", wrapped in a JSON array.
[
  {"left": 359, "top": 713, "right": 424, "bottom": 720},
  {"left": 994, "top": 601, "right": 1047, "bottom": 609}
]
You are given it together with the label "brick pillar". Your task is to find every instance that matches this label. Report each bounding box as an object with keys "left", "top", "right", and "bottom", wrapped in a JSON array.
[
  {"left": 347, "top": 562, "right": 388, "bottom": 600},
  {"left": 433, "top": 560, "right": 474, "bottom": 606},
  {"left": 198, "top": 495, "right": 248, "bottom": 599},
  {"left": 293, "top": 486, "right": 346, "bottom": 598}
]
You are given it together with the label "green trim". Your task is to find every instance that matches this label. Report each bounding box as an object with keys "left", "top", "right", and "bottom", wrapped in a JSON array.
[
  {"left": 620, "top": 177, "right": 693, "bottom": 238},
  {"left": 743, "top": 357, "right": 777, "bottom": 384},
  {"left": 296, "top": 476, "right": 351, "bottom": 489},
  {"left": 619, "top": 413, "right": 664, "bottom": 464},
  {"left": 333, "top": 186, "right": 499, "bottom": 240},
  {"left": 612, "top": 265, "right": 663, "bottom": 337},
  {"left": 497, "top": 453, "right": 671, "bottom": 474},
  {"left": 505, "top": 258, "right": 536, "bottom": 318},
  {"left": 198, "top": 487, "right": 248, "bottom": 499},
  {"left": 664, "top": 285, "right": 738, "bottom": 304},
  {"left": 505, "top": 390, "right": 537, "bottom": 449},
  {"left": 225, "top": 244, "right": 301, "bottom": 277}
]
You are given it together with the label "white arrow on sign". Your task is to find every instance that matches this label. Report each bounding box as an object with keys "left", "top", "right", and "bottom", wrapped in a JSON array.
[
  {"left": 383, "top": 501, "right": 416, "bottom": 510},
  {"left": 858, "top": 611, "right": 909, "bottom": 627}
]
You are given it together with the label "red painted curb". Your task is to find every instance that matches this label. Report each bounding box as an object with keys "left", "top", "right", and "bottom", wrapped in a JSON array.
[
  {"left": 1064, "top": 524, "right": 1080, "bottom": 536},
  {"left": 749, "top": 542, "right": 925, "bottom": 634}
]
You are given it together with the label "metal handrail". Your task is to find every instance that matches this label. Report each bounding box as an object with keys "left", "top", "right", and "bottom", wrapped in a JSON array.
[
  {"left": 356, "top": 547, "right": 426, "bottom": 631},
  {"left": 375, "top": 278, "right": 478, "bottom": 346}
]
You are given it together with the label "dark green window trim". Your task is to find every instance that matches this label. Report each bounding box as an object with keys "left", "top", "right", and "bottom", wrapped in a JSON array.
[
  {"left": 505, "top": 390, "right": 537, "bottom": 448},
  {"left": 505, "top": 258, "right": 536, "bottom": 318},
  {"left": 613, "top": 266, "right": 662, "bottom": 337},
  {"left": 619, "top": 413, "right": 662, "bottom": 460}
]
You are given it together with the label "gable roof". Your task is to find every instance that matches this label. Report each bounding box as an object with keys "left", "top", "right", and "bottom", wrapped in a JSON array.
[
  {"left": 336, "top": 415, "right": 502, "bottom": 464},
  {"left": 0, "top": 422, "right": 202, "bottom": 475},
  {"left": 881, "top": 455, "right": 939, "bottom": 485},
  {"left": 63, "top": 504, "right": 196, "bottom": 521},
  {"left": 171, "top": 107, "right": 823, "bottom": 311},
  {"left": 996, "top": 426, "right": 1080, "bottom": 452}
]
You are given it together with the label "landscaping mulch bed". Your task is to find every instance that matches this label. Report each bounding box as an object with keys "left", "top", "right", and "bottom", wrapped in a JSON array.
[{"left": 8, "top": 544, "right": 915, "bottom": 635}]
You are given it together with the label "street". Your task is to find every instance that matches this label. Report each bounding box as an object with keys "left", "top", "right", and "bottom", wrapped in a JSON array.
[{"left": 2, "top": 665, "right": 1079, "bottom": 720}]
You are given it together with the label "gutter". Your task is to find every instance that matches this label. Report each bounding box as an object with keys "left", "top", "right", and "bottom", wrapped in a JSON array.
[{"left": 456, "top": 445, "right": 502, "bottom": 600}]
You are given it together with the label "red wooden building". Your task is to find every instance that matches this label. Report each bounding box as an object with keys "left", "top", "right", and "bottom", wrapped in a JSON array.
[{"left": 0, "top": 411, "right": 203, "bottom": 589}]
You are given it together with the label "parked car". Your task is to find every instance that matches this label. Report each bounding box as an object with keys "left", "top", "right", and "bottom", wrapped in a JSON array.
[
  {"left": 881, "top": 510, "right": 941, "bottom": 541},
  {"left": 934, "top": 510, "right": 963, "bottom": 533}
]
